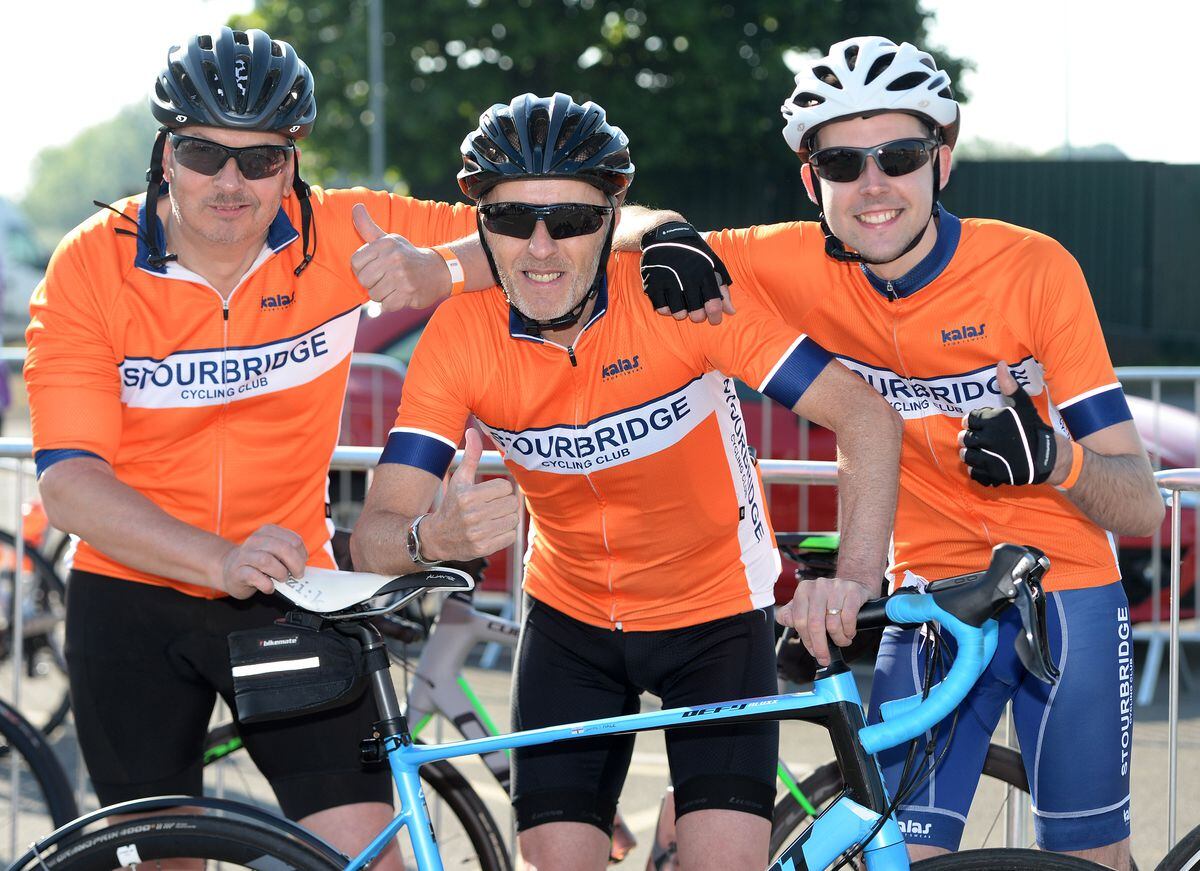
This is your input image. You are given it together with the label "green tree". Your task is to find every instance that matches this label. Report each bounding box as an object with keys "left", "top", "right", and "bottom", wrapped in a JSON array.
[
  {"left": 22, "top": 104, "right": 160, "bottom": 251},
  {"left": 231, "top": 1, "right": 968, "bottom": 215}
]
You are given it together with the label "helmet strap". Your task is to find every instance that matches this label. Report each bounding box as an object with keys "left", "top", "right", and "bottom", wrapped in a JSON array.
[
  {"left": 142, "top": 129, "right": 178, "bottom": 269},
  {"left": 291, "top": 150, "right": 317, "bottom": 277}
]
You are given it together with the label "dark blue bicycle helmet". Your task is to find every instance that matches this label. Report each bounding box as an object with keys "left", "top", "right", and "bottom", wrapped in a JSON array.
[
  {"left": 151, "top": 27, "right": 316, "bottom": 138},
  {"left": 458, "top": 93, "right": 634, "bottom": 201},
  {"left": 140, "top": 27, "right": 318, "bottom": 274}
]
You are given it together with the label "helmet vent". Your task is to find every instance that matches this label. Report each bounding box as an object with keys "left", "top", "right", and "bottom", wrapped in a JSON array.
[
  {"left": 886, "top": 71, "right": 931, "bottom": 91},
  {"left": 233, "top": 30, "right": 250, "bottom": 46},
  {"left": 812, "top": 65, "right": 841, "bottom": 88},
  {"left": 529, "top": 107, "right": 550, "bottom": 148},
  {"left": 198, "top": 35, "right": 214, "bottom": 51},
  {"left": 791, "top": 91, "right": 825, "bottom": 109},
  {"left": 271, "top": 40, "right": 283, "bottom": 57},
  {"left": 474, "top": 134, "right": 508, "bottom": 164},
  {"left": 555, "top": 113, "right": 582, "bottom": 150},
  {"left": 843, "top": 45, "right": 859, "bottom": 70},
  {"left": 497, "top": 114, "right": 523, "bottom": 153},
  {"left": 572, "top": 133, "right": 609, "bottom": 162},
  {"left": 919, "top": 56, "right": 936, "bottom": 71},
  {"left": 864, "top": 52, "right": 896, "bottom": 85},
  {"left": 937, "top": 86, "right": 953, "bottom": 100},
  {"left": 250, "top": 69, "right": 281, "bottom": 114},
  {"left": 202, "top": 61, "right": 229, "bottom": 109}
]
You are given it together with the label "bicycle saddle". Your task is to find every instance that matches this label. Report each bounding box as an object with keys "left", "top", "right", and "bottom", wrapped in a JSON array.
[{"left": 272, "top": 566, "right": 474, "bottom": 614}]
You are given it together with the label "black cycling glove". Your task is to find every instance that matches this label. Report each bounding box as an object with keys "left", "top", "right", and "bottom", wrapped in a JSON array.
[
  {"left": 640, "top": 221, "right": 732, "bottom": 314},
  {"left": 961, "top": 383, "right": 1057, "bottom": 486}
]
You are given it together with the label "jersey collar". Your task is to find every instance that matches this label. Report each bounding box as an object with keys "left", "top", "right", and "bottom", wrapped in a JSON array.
[
  {"left": 133, "top": 184, "right": 300, "bottom": 274},
  {"left": 508, "top": 274, "right": 610, "bottom": 343},
  {"left": 859, "top": 205, "right": 961, "bottom": 299}
]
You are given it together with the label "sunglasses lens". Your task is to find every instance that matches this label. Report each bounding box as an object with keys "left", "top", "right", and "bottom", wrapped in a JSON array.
[
  {"left": 810, "top": 149, "right": 866, "bottom": 183},
  {"left": 237, "top": 148, "right": 290, "bottom": 180},
  {"left": 876, "top": 140, "right": 933, "bottom": 177},
  {"left": 173, "top": 139, "right": 230, "bottom": 176},
  {"left": 172, "top": 137, "right": 290, "bottom": 179},
  {"left": 481, "top": 205, "right": 539, "bottom": 238},
  {"left": 481, "top": 205, "right": 608, "bottom": 239},
  {"left": 544, "top": 208, "right": 606, "bottom": 240}
]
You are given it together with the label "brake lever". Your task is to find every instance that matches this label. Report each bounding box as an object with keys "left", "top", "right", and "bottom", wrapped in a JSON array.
[{"left": 1010, "top": 551, "right": 1060, "bottom": 684}]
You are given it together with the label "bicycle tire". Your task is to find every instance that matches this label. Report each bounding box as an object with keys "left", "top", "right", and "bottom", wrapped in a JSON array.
[
  {"left": 1156, "top": 823, "right": 1200, "bottom": 871},
  {"left": 0, "top": 529, "right": 71, "bottom": 737},
  {"left": 0, "top": 697, "right": 79, "bottom": 865},
  {"left": 203, "top": 721, "right": 512, "bottom": 870},
  {"left": 769, "top": 743, "right": 1027, "bottom": 858},
  {"left": 17, "top": 812, "right": 344, "bottom": 870},
  {"left": 911, "top": 847, "right": 1110, "bottom": 869}
]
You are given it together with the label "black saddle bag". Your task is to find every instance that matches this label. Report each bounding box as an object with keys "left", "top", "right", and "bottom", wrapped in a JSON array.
[{"left": 228, "top": 611, "right": 366, "bottom": 724}]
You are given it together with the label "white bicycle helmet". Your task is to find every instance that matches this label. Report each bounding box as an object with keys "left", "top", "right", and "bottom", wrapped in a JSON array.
[{"left": 781, "top": 36, "right": 959, "bottom": 161}]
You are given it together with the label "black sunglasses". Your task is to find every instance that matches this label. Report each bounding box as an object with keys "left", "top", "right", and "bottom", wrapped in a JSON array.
[
  {"left": 479, "top": 202, "right": 613, "bottom": 240},
  {"left": 169, "top": 134, "right": 294, "bottom": 180},
  {"left": 808, "top": 137, "right": 939, "bottom": 183}
]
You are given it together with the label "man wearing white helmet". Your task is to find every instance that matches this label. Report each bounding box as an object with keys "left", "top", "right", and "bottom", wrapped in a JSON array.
[{"left": 632, "top": 35, "right": 1161, "bottom": 870}]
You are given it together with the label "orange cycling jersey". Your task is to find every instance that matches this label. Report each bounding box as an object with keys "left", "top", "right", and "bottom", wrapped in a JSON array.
[
  {"left": 708, "top": 207, "right": 1132, "bottom": 592},
  {"left": 25, "top": 187, "right": 475, "bottom": 596},
  {"left": 382, "top": 252, "right": 834, "bottom": 630}
]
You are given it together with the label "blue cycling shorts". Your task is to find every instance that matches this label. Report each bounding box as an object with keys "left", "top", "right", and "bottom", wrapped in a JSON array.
[{"left": 867, "top": 580, "right": 1133, "bottom": 853}]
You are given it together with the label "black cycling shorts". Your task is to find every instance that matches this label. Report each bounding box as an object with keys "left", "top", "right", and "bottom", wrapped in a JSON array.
[
  {"left": 65, "top": 571, "right": 391, "bottom": 821},
  {"left": 511, "top": 597, "right": 778, "bottom": 835}
]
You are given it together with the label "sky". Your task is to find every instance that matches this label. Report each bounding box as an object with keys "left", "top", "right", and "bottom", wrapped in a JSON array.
[{"left": 2, "top": 0, "right": 1196, "bottom": 200}]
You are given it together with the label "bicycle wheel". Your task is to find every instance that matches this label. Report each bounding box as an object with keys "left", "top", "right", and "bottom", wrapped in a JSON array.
[
  {"left": 15, "top": 813, "right": 344, "bottom": 870},
  {"left": 770, "top": 743, "right": 1028, "bottom": 858},
  {"left": 203, "top": 722, "right": 511, "bottom": 870},
  {"left": 911, "top": 847, "right": 1109, "bottom": 868},
  {"left": 1156, "top": 823, "right": 1200, "bottom": 871},
  {"left": 0, "top": 530, "right": 71, "bottom": 736},
  {"left": 0, "top": 698, "right": 78, "bottom": 865}
]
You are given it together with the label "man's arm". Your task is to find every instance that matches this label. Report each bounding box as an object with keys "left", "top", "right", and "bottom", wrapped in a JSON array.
[
  {"left": 350, "top": 429, "right": 519, "bottom": 574},
  {"left": 38, "top": 457, "right": 304, "bottom": 598},
  {"left": 1047, "top": 423, "right": 1162, "bottom": 536},
  {"left": 778, "top": 362, "right": 902, "bottom": 665}
]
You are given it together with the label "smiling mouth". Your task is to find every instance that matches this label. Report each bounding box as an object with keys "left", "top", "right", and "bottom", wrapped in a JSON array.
[
  {"left": 523, "top": 271, "right": 565, "bottom": 283},
  {"left": 856, "top": 209, "right": 901, "bottom": 225}
]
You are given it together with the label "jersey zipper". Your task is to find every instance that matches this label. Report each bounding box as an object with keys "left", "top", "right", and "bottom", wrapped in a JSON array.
[
  {"left": 215, "top": 298, "right": 230, "bottom": 536},
  {"left": 886, "top": 280, "right": 898, "bottom": 301}
]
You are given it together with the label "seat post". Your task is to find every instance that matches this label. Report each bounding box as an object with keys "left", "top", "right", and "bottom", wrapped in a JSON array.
[{"left": 340, "top": 621, "right": 411, "bottom": 744}]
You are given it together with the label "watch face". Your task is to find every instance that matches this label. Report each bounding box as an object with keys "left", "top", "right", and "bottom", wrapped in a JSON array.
[{"left": 406, "top": 523, "right": 420, "bottom": 562}]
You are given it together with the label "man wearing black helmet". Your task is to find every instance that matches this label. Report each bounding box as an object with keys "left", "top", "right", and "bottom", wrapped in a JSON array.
[
  {"left": 352, "top": 92, "right": 903, "bottom": 871},
  {"left": 23, "top": 26, "right": 500, "bottom": 866},
  {"left": 629, "top": 36, "right": 1160, "bottom": 871}
]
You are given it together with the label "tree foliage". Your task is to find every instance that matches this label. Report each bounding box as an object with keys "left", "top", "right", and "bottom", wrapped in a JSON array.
[
  {"left": 230, "top": 0, "right": 968, "bottom": 209},
  {"left": 22, "top": 104, "right": 160, "bottom": 251}
]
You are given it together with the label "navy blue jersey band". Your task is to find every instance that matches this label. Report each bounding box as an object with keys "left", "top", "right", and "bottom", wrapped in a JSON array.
[
  {"left": 378, "top": 430, "right": 456, "bottom": 477},
  {"left": 35, "top": 448, "right": 105, "bottom": 478},
  {"left": 860, "top": 206, "right": 961, "bottom": 300},
  {"left": 1058, "top": 386, "right": 1133, "bottom": 439},
  {"left": 761, "top": 336, "right": 835, "bottom": 409}
]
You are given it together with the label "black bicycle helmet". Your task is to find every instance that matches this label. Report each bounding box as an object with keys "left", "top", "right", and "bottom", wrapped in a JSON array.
[
  {"left": 458, "top": 92, "right": 634, "bottom": 202},
  {"left": 140, "top": 27, "right": 318, "bottom": 274},
  {"left": 151, "top": 27, "right": 316, "bottom": 138},
  {"left": 458, "top": 93, "right": 634, "bottom": 336}
]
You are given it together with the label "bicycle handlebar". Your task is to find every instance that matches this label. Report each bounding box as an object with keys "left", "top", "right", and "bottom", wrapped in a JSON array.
[{"left": 856, "top": 594, "right": 998, "bottom": 755}]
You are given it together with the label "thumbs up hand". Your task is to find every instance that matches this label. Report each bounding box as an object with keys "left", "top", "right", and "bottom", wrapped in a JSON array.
[
  {"left": 350, "top": 203, "right": 456, "bottom": 311},
  {"left": 419, "top": 429, "right": 520, "bottom": 561}
]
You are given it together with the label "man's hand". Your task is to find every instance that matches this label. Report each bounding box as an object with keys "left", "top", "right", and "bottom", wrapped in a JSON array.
[
  {"left": 422, "top": 429, "right": 520, "bottom": 561},
  {"left": 216, "top": 525, "right": 308, "bottom": 599},
  {"left": 351, "top": 203, "right": 450, "bottom": 311},
  {"left": 640, "top": 221, "right": 736, "bottom": 325},
  {"left": 959, "top": 362, "right": 1057, "bottom": 487},
  {"left": 777, "top": 577, "right": 872, "bottom": 667}
]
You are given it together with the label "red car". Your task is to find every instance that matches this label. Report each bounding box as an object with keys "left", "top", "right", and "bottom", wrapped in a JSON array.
[{"left": 341, "top": 305, "right": 1195, "bottom": 617}]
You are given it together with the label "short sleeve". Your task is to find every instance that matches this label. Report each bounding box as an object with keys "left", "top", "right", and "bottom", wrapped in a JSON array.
[
  {"left": 377, "top": 302, "right": 475, "bottom": 476},
  {"left": 705, "top": 223, "right": 807, "bottom": 317},
  {"left": 24, "top": 238, "right": 122, "bottom": 472},
  {"left": 1030, "top": 241, "right": 1131, "bottom": 439}
]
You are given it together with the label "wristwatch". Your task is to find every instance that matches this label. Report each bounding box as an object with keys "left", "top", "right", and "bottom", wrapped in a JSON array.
[{"left": 406, "top": 513, "right": 440, "bottom": 567}]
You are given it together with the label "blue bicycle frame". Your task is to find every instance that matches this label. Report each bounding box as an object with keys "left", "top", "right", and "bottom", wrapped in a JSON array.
[{"left": 344, "top": 592, "right": 1000, "bottom": 871}]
